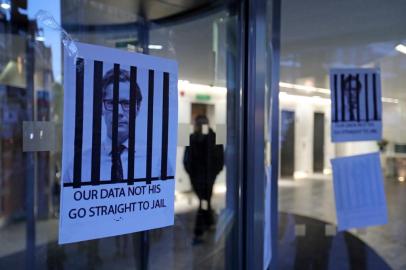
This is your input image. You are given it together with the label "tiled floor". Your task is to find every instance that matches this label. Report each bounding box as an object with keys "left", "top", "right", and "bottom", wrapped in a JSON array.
[
  {"left": 278, "top": 212, "right": 390, "bottom": 270},
  {"left": 279, "top": 176, "right": 406, "bottom": 270},
  {"left": 0, "top": 177, "right": 404, "bottom": 269},
  {"left": 0, "top": 189, "right": 228, "bottom": 270},
  {"left": 0, "top": 212, "right": 226, "bottom": 270}
]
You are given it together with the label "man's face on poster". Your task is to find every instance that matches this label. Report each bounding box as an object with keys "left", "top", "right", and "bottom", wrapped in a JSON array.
[{"left": 103, "top": 81, "right": 131, "bottom": 144}]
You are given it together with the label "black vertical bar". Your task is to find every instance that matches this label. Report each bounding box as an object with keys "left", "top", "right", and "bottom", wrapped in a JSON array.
[
  {"left": 333, "top": 74, "right": 338, "bottom": 122},
  {"left": 128, "top": 66, "right": 137, "bottom": 184},
  {"left": 91, "top": 60, "right": 103, "bottom": 184},
  {"left": 160, "top": 72, "right": 169, "bottom": 180},
  {"left": 356, "top": 74, "right": 360, "bottom": 122},
  {"left": 364, "top": 73, "right": 369, "bottom": 121},
  {"left": 372, "top": 73, "right": 378, "bottom": 120},
  {"left": 111, "top": 64, "right": 120, "bottom": 181},
  {"left": 348, "top": 76, "right": 354, "bottom": 121},
  {"left": 73, "top": 58, "right": 84, "bottom": 188},
  {"left": 135, "top": 14, "right": 150, "bottom": 270},
  {"left": 146, "top": 70, "right": 154, "bottom": 184},
  {"left": 340, "top": 74, "right": 345, "bottom": 122}
]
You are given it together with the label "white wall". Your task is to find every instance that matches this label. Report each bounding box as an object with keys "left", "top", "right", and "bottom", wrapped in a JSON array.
[
  {"left": 176, "top": 92, "right": 192, "bottom": 192},
  {"left": 294, "top": 101, "right": 314, "bottom": 175},
  {"left": 279, "top": 94, "right": 405, "bottom": 177},
  {"left": 382, "top": 101, "right": 406, "bottom": 144},
  {"left": 177, "top": 84, "right": 404, "bottom": 184},
  {"left": 280, "top": 94, "right": 334, "bottom": 177}
]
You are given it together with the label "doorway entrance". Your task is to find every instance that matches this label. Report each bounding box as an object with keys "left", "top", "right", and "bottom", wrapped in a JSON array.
[
  {"left": 191, "top": 103, "right": 215, "bottom": 126},
  {"left": 281, "top": 110, "right": 295, "bottom": 177},
  {"left": 313, "top": 112, "right": 325, "bottom": 173}
]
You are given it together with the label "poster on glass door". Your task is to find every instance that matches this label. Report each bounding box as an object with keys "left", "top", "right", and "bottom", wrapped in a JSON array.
[
  {"left": 59, "top": 42, "right": 178, "bottom": 244},
  {"left": 330, "top": 68, "right": 382, "bottom": 142}
]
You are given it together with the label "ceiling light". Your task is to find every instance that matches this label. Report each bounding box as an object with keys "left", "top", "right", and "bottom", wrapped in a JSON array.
[
  {"left": 36, "top": 36, "right": 45, "bottom": 42},
  {"left": 279, "top": 92, "right": 331, "bottom": 105},
  {"left": 398, "top": 176, "right": 405, "bottom": 182},
  {"left": 1, "top": 2, "right": 10, "bottom": 9},
  {"left": 279, "top": 82, "right": 330, "bottom": 94},
  {"left": 148, "top": 44, "right": 163, "bottom": 50},
  {"left": 280, "top": 81, "right": 399, "bottom": 104},
  {"left": 395, "top": 44, "right": 406, "bottom": 55},
  {"left": 381, "top": 97, "right": 399, "bottom": 104},
  {"left": 177, "top": 80, "right": 227, "bottom": 97}
]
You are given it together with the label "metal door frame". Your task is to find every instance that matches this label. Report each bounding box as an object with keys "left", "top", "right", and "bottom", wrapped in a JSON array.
[{"left": 238, "top": 0, "right": 281, "bottom": 269}]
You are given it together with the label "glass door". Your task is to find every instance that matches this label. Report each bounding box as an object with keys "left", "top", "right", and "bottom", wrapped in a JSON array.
[{"left": 0, "top": 1, "right": 248, "bottom": 269}]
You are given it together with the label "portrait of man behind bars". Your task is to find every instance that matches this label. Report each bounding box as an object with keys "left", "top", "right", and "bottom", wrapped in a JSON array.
[{"left": 63, "top": 66, "right": 160, "bottom": 183}]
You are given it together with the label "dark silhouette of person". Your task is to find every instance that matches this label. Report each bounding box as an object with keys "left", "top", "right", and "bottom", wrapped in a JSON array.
[{"left": 183, "top": 115, "right": 224, "bottom": 244}]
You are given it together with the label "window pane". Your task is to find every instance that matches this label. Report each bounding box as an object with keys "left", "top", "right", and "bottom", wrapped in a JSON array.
[
  {"left": 279, "top": 1, "right": 406, "bottom": 269},
  {"left": 0, "top": 1, "right": 241, "bottom": 269}
]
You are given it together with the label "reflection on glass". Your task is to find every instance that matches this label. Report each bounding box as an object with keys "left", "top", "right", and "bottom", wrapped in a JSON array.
[
  {"left": 0, "top": 1, "right": 238, "bottom": 269},
  {"left": 183, "top": 115, "right": 224, "bottom": 244},
  {"left": 278, "top": 1, "right": 406, "bottom": 269}
]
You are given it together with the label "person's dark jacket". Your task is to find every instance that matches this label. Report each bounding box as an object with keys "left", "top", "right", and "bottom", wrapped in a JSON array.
[{"left": 183, "top": 128, "right": 224, "bottom": 201}]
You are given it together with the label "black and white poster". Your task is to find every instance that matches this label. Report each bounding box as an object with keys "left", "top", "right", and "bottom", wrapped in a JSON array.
[
  {"left": 330, "top": 68, "right": 382, "bottom": 142},
  {"left": 59, "top": 42, "right": 178, "bottom": 244}
]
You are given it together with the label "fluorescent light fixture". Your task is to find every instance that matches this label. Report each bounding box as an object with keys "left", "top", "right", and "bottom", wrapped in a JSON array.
[
  {"left": 395, "top": 44, "right": 406, "bottom": 55},
  {"left": 279, "top": 92, "right": 331, "bottom": 105},
  {"left": 280, "top": 81, "right": 399, "bottom": 104},
  {"left": 381, "top": 97, "right": 399, "bottom": 104},
  {"left": 279, "top": 81, "right": 330, "bottom": 94},
  {"left": 178, "top": 79, "right": 189, "bottom": 84},
  {"left": 177, "top": 80, "right": 227, "bottom": 99},
  {"left": 1, "top": 2, "right": 10, "bottom": 9},
  {"left": 179, "top": 79, "right": 400, "bottom": 105},
  {"left": 36, "top": 36, "right": 45, "bottom": 42},
  {"left": 148, "top": 44, "right": 163, "bottom": 50}
]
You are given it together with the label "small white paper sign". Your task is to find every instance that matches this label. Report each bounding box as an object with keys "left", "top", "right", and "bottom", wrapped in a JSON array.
[
  {"left": 331, "top": 152, "right": 388, "bottom": 231},
  {"left": 330, "top": 68, "right": 382, "bottom": 142},
  {"left": 59, "top": 42, "right": 178, "bottom": 244}
]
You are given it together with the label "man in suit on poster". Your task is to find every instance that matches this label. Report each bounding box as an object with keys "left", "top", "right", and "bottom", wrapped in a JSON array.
[{"left": 63, "top": 68, "right": 146, "bottom": 183}]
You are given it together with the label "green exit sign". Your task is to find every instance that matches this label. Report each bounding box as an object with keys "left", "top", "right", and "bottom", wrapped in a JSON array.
[{"left": 195, "top": 94, "right": 211, "bottom": 101}]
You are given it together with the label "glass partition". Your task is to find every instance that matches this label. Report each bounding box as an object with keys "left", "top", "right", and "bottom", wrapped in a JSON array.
[
  {"left": 278, "top": 1, "right": 406, "bottom": 269},
  {"left": 0, "top": 1, "right": 243, "bottom": 269}
]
